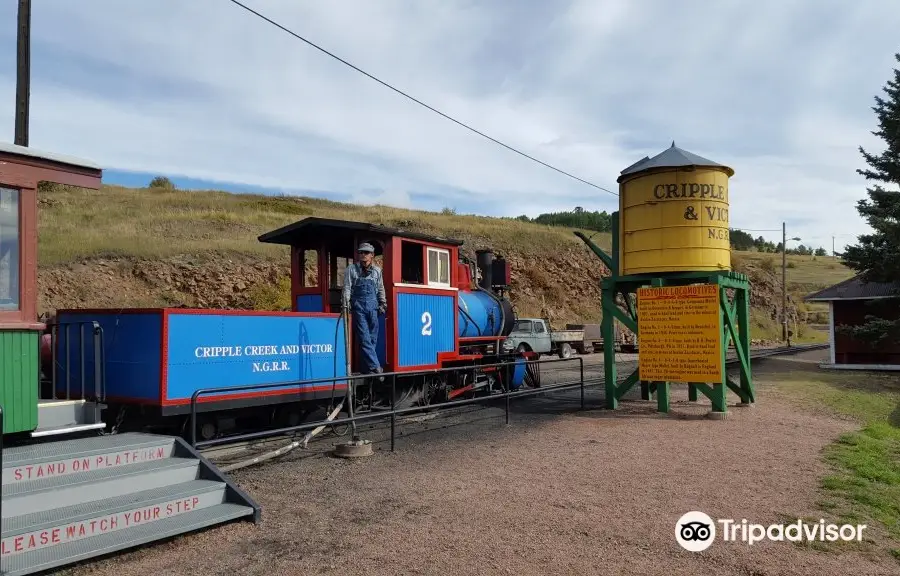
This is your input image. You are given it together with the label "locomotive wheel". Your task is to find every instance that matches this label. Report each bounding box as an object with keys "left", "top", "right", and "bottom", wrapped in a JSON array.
[
  {"left": 199, "top": 419, "right": 218, "bottom": 441},
  {"left": 524, "top": 361, "right": 541, "bottom": 388}
]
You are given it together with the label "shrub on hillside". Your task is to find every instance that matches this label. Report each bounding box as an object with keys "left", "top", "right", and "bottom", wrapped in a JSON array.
[
  {"left": 148, "top": 176, "right": 176, "bottom": 190},
  {"left": 246, "top": 276, "right": 292, "bottom": 311}
]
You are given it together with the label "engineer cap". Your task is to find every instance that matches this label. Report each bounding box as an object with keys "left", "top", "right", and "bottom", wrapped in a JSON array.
[{"left": 358, "top": 242, "right": 375, "bottom": 253}]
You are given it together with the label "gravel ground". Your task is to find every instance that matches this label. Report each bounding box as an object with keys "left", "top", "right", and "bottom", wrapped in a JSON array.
[{"left": 57, "top": 349, "right": 899, "bottom": 576}]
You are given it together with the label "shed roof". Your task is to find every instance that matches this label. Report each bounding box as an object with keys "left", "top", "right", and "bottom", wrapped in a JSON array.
[
  {"left": 804, "top": 274, "right": 900, "bottom": 302},
  {"left": 258, "top": 216, "right": 465, "bottom": 247},
  {"left": 0, "top": 141, "right": 102, "bottom": 171},
  {"left": 617, "top": 142, "right": 734, "bottom": 182}
]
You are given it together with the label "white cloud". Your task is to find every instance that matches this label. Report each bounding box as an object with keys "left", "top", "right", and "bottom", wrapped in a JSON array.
[{"left": 0, "top": 0, "right": 898, "bottom": 253}]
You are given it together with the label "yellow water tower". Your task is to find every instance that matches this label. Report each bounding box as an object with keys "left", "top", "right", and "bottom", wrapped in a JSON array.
[{"left": 617, "top": 142, "right": 734, "bottom": 276}]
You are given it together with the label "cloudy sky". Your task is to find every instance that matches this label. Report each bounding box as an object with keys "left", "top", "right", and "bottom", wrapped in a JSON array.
[{"left": 1, "top": 0, "right": 899, "bottom": 252}]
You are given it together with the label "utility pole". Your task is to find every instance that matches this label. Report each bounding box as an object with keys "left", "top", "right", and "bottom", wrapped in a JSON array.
[
  {"left": 14, "top": 0, "right": 32, "bottom": 147},
  {"left": 833, "top": 236, "right": 836, "bottom": 259},
  {"left": 782, "top": 222, "right": 787, "bottom": 344}
]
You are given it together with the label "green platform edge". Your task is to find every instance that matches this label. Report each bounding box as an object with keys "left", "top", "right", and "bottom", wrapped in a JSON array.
[
  {"left": 574, "top": 211, "right": 754, "bottom": 414},
  {"left": 0, "top": 330, "right": 39, "bottom": 434}
]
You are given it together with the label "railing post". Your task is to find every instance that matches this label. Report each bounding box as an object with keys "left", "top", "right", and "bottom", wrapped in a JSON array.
[
  {"left": 390, "top": 374, "right": 396, "bottom": 452},
  {"left": 64, "top": 323, "right": 71, "bottom": 400},
  {"left": 580, "top": 357, "right": 585, "bottom": 410},
  {"left": 504, "top": 362, "right": 510, "bottom": 425},
  {"left": 190, "top": 394, "right": 198, "bottom": 448},
  {"left": 92, "top": 322, "right": 104, "bottom": 402},
  {"left": 79, "top": 323, "right": 85, "bottom": 400},
  {"left": 51, "top": 323, "right": 57, "bottom": 400}
]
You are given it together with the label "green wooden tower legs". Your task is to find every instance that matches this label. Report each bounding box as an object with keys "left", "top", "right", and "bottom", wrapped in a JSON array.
[{"left": 576, "top": 218, "right": 755, "bottom": 416}]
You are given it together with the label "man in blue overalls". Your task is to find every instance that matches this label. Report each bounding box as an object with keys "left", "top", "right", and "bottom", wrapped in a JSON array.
[{"left": 342, "top": 242, "right": 387, "bottom": 377}]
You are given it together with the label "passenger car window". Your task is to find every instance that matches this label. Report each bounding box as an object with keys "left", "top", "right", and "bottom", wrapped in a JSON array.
[{"left": 0, "top": 187, "right": 19, "bottom": 311}]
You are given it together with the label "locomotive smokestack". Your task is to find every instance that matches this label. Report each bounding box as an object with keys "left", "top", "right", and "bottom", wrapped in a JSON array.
[{"left": 475, "top": 249, "right": 494, "bottom": 292}]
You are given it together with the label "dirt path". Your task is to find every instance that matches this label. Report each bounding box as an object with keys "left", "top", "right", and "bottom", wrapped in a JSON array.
[{"left": 60, "top": 352, "right": 898, "bottom": 576}]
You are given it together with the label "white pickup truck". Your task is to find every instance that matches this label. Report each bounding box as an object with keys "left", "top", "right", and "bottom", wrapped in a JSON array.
[{"left": 505, "top": 318, "right": 585, "bottom": 359}]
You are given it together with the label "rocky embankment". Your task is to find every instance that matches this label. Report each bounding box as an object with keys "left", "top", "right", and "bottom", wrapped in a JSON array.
[{"left": 38, "top": 246, "right": 794, "bottom": 345}]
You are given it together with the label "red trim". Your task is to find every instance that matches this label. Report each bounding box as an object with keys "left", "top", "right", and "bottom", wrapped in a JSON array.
[
  {"left": 390, "top": 237, "right": 400, "bottom": 371},
  {"left": 0, "top": 321, "right": 43, "bottom": 330},
  {"left": 0, "top": 186, "right": 25, "bottom": 326},
  {"left": 437, "top": 351, "right": 460, "bottom": 363},
  {"left": 160, "top": 309, "right": 168, "bottom": 405},
  {"left": 451, "top": 246, "right": 460, "bottom": 357},
  {"left": 449, "top": 354, "right": 483, "bottom": 361},
  {"left": 103, "top": 395, "right": 162, "bottom": 405},
  {"left": 390, "top": 285, "right": 462, "bottom": 372},
  {"left": 459, "top": 336, "right": 504, "bottom": 342},
  {"left": 393, "top": 286, "right": 456, "bottom": 296},
  {"left": 56, "top": 307, "right": 339, "bottom": 318},
  {"left": 166, "top": 384, "right": 348, "bottom": 406},
  {"left": 394, "top": 363, "right": 442, "bottom": 373},
  {"left": 448, "top": 384, "right": 474, "bottom": 399},
  {"left": 56, "top": 307, "right": 162, "bottom": 315},
  {"left": 169, "top": 308, "right": 338, "bottom": 318}
]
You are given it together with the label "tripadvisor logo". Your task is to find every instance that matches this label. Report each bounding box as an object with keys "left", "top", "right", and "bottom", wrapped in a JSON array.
[{"left": 675, "top": 511, "right": 867, "bottom": 551}]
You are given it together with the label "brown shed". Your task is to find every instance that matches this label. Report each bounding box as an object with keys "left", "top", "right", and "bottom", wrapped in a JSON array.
[{"left": 804, "top": 274, "right": 900, "bottom": 369}]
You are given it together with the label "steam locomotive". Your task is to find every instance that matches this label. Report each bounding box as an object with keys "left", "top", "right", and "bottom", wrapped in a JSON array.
[{"left": 50, "top": 218, "right": 538, "bottom": 440}]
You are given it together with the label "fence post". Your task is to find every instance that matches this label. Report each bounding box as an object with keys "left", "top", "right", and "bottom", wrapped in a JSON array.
[
  {"left": 390, "top": 374, "right": 396, "bottom": 452},
  {"left": 505, "top": 362, "right": 511, "bottom": 425},
  {"left": 580, "top": 357, "right": 585, "bottom": 410},
  {"left": 93, "top": 324, "right": 103, "bottom": 401},
  {"left": 79, "top": 323, "right": 85, "bottom": 400},
  {"left": 190, "top": 395, "right": 197, "bottom": 448}
]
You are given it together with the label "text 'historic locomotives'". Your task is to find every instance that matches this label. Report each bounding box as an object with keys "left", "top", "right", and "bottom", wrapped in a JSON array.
[{"left": 637, "top": 284, "right": 723, "bottom": 383}]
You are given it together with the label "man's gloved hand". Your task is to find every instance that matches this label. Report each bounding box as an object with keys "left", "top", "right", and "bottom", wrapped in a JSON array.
[{"left": 378, "top": 305, "right": 387, "bottom": 315}]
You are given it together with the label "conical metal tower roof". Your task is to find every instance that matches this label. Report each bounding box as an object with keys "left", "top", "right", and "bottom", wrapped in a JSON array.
[{"left": 617, "top": 141, "right": 734, "bottom": 182}]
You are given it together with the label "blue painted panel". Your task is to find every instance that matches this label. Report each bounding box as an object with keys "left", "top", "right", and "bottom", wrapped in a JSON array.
[
  {"left": 458, "top": 290, "right": 503, "bottom": 338},
  {"left": 397, "top": 293, "right": 456, "bottom": 368},
  {"left": 296, "top": 294, "right": 323, "bottom": 313},
  {"left": 165, "top": 313, "right": 347, "bottom": 402},
  {"left": 55, "top": 311, "right": 162, "bottom": 401}
]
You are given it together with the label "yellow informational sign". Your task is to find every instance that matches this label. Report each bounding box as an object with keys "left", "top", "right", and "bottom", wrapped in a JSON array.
[{"left": 637, "top": 284, "right": 722, "bottom": 383}]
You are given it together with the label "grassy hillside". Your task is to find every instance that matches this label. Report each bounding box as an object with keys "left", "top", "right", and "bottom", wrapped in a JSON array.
[{"left": 36, "top": 183, "right": 855, "bottom": 342}]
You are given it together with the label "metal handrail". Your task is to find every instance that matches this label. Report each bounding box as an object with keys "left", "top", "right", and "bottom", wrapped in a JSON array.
[{"left": 189, "top": 355, "right": 585, "bottom": 448}]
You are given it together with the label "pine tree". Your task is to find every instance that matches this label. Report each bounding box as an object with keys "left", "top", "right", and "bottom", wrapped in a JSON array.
[{"left": 839, "top": 52, "right": 900, "bottom": 342}]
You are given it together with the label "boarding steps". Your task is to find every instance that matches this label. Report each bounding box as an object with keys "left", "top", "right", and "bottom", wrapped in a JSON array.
[
  {"left": 0, "top": 432, "right": 260, "bottom": 575},
  {"left": 33, "top": 400, "right": 106, "bottom": 438}
]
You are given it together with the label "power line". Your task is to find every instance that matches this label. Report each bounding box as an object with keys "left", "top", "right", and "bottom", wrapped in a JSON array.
[
  {"left": 225, "top": 0, "right": 620, "bottom": 197},
  {"left": 730, "top": 228, "right": 782, "bottom": 233}
]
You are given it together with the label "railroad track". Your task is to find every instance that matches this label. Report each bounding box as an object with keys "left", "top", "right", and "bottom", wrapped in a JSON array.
[{"left": 199, "top": 343, "right": 828, "bottom": 464}]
